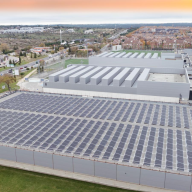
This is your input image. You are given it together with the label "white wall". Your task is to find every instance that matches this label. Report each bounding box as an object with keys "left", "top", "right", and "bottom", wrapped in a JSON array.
[
  {"left": 1, "top": 145, "right": 192, "bottom": 192},
  {"left": 89, "top": 57, "right": 183, "bottom": 69}
]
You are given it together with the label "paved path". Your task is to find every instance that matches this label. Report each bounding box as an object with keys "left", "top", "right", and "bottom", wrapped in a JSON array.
[{"left": 17, "top": 69, "right": 37, "bottom": 87}]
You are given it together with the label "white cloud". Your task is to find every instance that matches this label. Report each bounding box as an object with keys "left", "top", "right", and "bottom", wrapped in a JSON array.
[{"left": 0, "top": 11, "right": 192, "bottom": 25}]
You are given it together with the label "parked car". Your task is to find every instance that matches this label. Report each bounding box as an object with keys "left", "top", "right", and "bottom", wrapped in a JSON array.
[{"left": 8, "top": 69, "right": 12, "bottom": 73}]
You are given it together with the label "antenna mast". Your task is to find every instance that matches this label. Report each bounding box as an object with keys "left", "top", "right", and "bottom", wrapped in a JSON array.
[{"left": 60, "top": 29, "right": 62, "bottom": 44}]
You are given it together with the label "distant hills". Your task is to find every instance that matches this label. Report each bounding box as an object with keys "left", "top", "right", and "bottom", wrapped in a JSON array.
[{"left": 1, "top": 23, "right": 192, "bottom": 29}]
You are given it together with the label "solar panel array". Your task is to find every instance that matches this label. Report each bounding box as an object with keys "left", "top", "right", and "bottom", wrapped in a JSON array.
[
  {"left": 0, "top": 93, "right": 191, "bottom": 129},
  {"left": 0, "top": 93, "right": 192, "bottom": 173}
]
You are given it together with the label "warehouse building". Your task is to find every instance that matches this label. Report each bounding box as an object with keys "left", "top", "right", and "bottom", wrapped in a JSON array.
[
  {"left": 0, "top": 92, "right": 192, "bottom": 192},
  {"left": 89, "top": 52, "right": 183, "bottom": 69},
  {"left": 1, "top": 50, "right": 192, "bottom": 192},
  {"left": 44, "top": 65, "right": 190, "bottom": 101}
]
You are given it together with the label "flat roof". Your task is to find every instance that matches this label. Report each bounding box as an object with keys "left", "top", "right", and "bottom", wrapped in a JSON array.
[
  {"left": 49, "top": 66, "right": 76, "bottom": 77},
  {"left": 148, "top": 73, "right": 186, "bottom": 83},
  {"left": 0, "top": 92, "right": 192, "bottom": 174}
]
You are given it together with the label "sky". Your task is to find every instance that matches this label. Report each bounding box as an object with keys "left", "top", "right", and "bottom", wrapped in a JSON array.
[{"left": 1, "top": 0, "right": 192, "bottom": 25}]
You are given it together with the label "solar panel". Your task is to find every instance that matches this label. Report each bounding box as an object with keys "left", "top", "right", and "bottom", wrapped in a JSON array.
[{"left": 1, "top": 92, "right": 192, "bottom": 174}]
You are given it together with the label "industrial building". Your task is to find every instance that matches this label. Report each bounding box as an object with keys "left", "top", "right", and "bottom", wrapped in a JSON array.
[
  {"left": 44, "top": 65, "right": 190, "bottom": 101},
  {"left": 1, "top": 50, "right": 192, "bottom": 192},
  {"left": 90, "top": 51, "right": 183, "bottom": 69},
  {"left": 0, "top": 92, "right": 192, "bottom": 192}
]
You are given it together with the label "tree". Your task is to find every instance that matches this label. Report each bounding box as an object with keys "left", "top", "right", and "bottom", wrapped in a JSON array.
[
  {"left": 19, "top": 51, "right": 23, "bottom": 56},
  {"left": 19, "top": 56, "right": 21, "bottom": 65},
  {"left": 68, "top": 46, "right": 71, "bottom": 54},
  {"left": 59, "top": 47, "right": 64, "bottom": 51},
  {"left": 9, "top": 60, "right": 12, "bottom": 64},
  {"left": 12, "top": 60, "right": 15, "bottom": 66},
  {"left": 23, "top": 52, "right": 27, "bottom": 57},
  {"left": 0, "top": 43, "right": 9, "bottom": 54},
  {"left": 39, "top": 43, "right": 45, "bottom": 47},
  {"left": 0, "top": 74, "right": 16, "bottom": 92},
  {"left": 34, "top": 53, "right": 37, "bottom": 58},
  {"left": 20, "top": 72, "right": 25, "bottom": 78},
  {"left": 39, "top": 59, "right": 45, "bottom": 73},
  {"left": 31, "top": 52, "right": 33, "bottom": 58}
]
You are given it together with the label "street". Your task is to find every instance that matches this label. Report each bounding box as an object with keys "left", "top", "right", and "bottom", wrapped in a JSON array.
[{"left": 0, "top": 53, "right": 61, "bottom": 75}]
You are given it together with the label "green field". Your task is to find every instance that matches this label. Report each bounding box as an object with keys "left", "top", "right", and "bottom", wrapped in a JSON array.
[
  {"left": 65, "top": 59, "right": 89, "bottom": 68},
  {"left": 0, "top": 166, "right": 138, "bottom": 192}
]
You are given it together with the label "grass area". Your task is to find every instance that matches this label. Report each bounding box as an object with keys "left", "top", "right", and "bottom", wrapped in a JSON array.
[
  {"left": 0, "top": 66, "right": 10, "bottom": 73},
  {"left": 0, "top": 81, "right": 19, "bottom": 93},
  {"left": 45, "top": 62, "right": 65, "bottom": 72},
  {"left": 19, "top": 54, "right": 47, "bottom": 66},
  {"left": 65, "top": 58, "right": 89, "bottom": 68},
  {"left": 0, "top": 69, "right": 34, "bottom": 93},
  {"left": 0, "top": 166, "right": 138, "bottom": 192}
]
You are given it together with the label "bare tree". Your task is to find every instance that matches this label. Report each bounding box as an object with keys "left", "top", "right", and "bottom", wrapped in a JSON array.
[
  {"left": 0, "top": 74, "right": 16, "bottom": 92},
  {"left": 0, "top": 43, "right": 9, "bottom": 53}
]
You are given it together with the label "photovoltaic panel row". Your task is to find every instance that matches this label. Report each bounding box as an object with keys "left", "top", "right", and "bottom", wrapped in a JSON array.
[
  {"left": 0, "top": 93, "right": 192, "bottom": 129},
  {"left": 0, "top": 109, "right": 192, "bottom": 172}
]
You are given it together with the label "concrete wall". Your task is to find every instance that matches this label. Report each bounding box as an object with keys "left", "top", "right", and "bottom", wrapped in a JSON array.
[
  {"left": 43, "top": 87, "right": 179, "bottom": 103},
  {"left": 0, "top": 145, "right": 192, "bottom": 192},
  {"left": 137, "top": 81, "right": 190, "bottom": 99},
  {"left": 89, "top": 57, "right": 183, "bottom": 69},
  {"left": 184, "top": 49, "right": 192, "bottom": 56},
  {"left": 161, "top": 53, "right": 176, "bottom": 60},
  {"left": 44, "top": 81, "right": 137, "bottom": 95},
  {"left": 44, "top": 76, "right": 189, "bottom": 99}
]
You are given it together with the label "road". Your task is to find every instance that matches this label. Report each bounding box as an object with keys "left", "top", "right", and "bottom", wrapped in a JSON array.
[
  {"left": 0, "top": 53, "right": 61, "bottom": 75},
  {"left": 100, "top": 44, "right": 109, "bottom": 52},
  {"left": 108, "top": 29, "right": 128, "bottom": 40}
]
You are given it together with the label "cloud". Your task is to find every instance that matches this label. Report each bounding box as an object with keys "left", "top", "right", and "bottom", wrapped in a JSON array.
[{"left": 1, "top": 11, "right": 192, "bottom": 25}]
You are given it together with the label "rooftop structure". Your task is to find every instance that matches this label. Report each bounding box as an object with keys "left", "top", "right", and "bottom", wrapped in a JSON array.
[
  {"left": 108, "top": 52, "right": 121, "bottom": 58},
  {"left": 101, "top": 52, "right": 115, "bottom": 57},
  {"left": 66, "top": 29, "right": 75, "bottom": 33},
  {"left": 151, "top": 53, "right": 159, "bottom": 59},
  {"left": 0, "top": 27, "right": 44, "bottom": 33},
  {"left": 0, "top": 92, "right": 192, "bottom": 192},
  {"left": 30, "top": 47, "right": 51, "bottom": 54},
  {"left": 96, "top": 52, "right": 108, "bottom": 57},
  {"left": 144, "top": 53, "right": 152, "bottom": 59},
  {"left": 137, "top": 53, "right": 145, "bottom": 59},
  {"left": 90, "top": 52, "right": 183, "bottom": 69},
  {"left": 148, "top": 73, "right": 186, "bottom": 83},
  {"left": 130, "top": 52, "right": 139, "bottom": 58},
  {"left": 122, "top": 52, "right": 132, "bottom": 58},
  {"left": 84, "top": 29, "right": 93, "bottom": 34},
  {"left": 44, "top": 65, "right": 190, "bottom": 100},
  {"left": 115, "top": 52, "right": 127, "bottom": 58}
]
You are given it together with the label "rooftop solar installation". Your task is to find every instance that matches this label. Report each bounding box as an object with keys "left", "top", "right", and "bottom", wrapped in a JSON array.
[{"left": 0, "top": 92, "right": 192, "bottom": 174}]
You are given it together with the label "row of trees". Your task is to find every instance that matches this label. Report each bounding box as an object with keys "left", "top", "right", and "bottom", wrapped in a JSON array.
[
  {"left": 30, "top": 52, "right": 37, "bottom": 58},
  {"left": 19, "top": 51, "right": 27, "bottom": 57}
]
